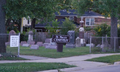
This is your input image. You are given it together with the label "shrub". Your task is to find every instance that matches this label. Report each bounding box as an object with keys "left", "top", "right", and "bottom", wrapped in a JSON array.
[
  {"left": 93, "top": 24, "right": 110, "bottom": 36},
  {"left": 46, "top": 19, "right": 60, "bottom": 37},
  {"left": 84, "top": 26, "right": 92, "bottom": 31},
  {"left": 60, "top": 18, "right": 76, "bottom": 35}
]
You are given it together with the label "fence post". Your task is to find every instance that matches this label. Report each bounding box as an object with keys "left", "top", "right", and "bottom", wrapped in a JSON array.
[
  {"left": 102, "top": 36, "right": 104, "bottom": 45},
  {"left": 114, "top": 37, "right": 116, "bottom": 52},
  {"left": 18, "top": 33, "right": 20, "bottom": 57},
  {"left": 89, "top": 36, "right": 92, "bottom": 53}
]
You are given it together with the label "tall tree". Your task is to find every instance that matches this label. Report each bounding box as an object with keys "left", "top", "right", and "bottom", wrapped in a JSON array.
[
  {"left": 0, "top": 0, "right": 72, "bottom": 53},
  {"left": 0, "top": 0, "right": 6, "bottom": 53},
  {"left": 73, "top": 0, "right": 120, "bottom": 49}
]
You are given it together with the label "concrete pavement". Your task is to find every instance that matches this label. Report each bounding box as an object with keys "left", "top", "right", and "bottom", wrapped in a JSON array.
[{"left": 0, "top": 53, "right": 120, "bottom": 72}]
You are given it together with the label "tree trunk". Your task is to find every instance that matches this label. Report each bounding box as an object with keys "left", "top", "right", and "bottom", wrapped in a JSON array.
[
  {"left": 110, "top": 16, "right": 118, "bottom": 49},
  {"left": 0, "top": 0, "right": 6, "bottom": 53},
  {"left": 31, "top": 18, "right": 36, "bottom": 30},
  {"left": 18, "top": 19, "right": 21, "bottom": 32}
]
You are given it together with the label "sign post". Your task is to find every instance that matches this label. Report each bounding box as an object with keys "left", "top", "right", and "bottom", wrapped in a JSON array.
[
  {"left": 52, "top": 35, "right": 69, "bottom": 52},
  {"left": 10, "top": 33, "right": 20, "bottom": 57}
]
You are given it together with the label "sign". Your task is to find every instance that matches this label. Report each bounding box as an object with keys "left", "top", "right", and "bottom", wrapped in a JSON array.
[
  {"left": 10, "top": 35, "right": 19, "bottom": 47},
  {"left": 52, "top": 35, "right": 69, "bottom": 43}
]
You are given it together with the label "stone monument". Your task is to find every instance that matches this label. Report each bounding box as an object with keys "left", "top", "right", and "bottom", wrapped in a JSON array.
[
  {"left": 66, "top": 30, "right": 75, "bottom": 48},
  {"left": 27, "top": 31, "right": 33, "bottom": 44},
  {"left": 75, "top": 21, "right": 86, "bottom": 47},
  {"left": 9, "top": 30, "right": 16, "bottom": 42}
]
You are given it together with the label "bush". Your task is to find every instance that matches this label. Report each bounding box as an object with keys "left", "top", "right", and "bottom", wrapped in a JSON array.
[
  {"left": 93, "top": 23, "right": 110, "bottom": 36},
  {"left": 60, "top": 18, "right": 76, "bottom": 35},
  {"left": 46, "top": 19, "right": 60, "bottom": 37},
  {"left": 20, "top": 33, "right": 28, "bottom": 41},
  {"left": 84, "top": 26, "right": 92, "bottom": 31}
]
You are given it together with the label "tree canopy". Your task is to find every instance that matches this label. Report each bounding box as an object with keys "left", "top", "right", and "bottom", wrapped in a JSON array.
[
  {"left": 73, "top": 0, "right": 120, "bottom": 48},
  {"left": 4, "top": 0, "right": 72, "bottom": 21}
]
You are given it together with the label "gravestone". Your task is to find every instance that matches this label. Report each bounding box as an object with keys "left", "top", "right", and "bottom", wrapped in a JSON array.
[
  {"left": 43, "top": 38, "right": 51, "bottom": 47},
  {"left": 22, "top": 44, "right": 30, "bottom": 47},
  {"left": 30, "top": 45, "right": 39, "bottom": 49},
  {"left": 66, "top": 30, "right": 75, "bottom": 48},
  {"left": 27, "top": 31, "right": 33, "bottom": 44},
  {"left": 75, "top": 37, "right": 81, "bottom": 47},
  {"left": 44, "top": 38, "right": 57, "bottom": 49},
  {"left": 5, "top": 42, "right": 10, "bottom": 45},
  {"left": 29, "top": 41, "right": 35, "bottom": 45},
  {"left": 20, "top": 41, "right": 27, "bottom": 46},
  {"left": 9, "top": 30, "right": 16, "bottom": 42},
  {"left": 36, "top": 42, "right": 43, "bottom": 47},
  {"left": 45, "top": 45, "right": 57, "bottom": 49}
]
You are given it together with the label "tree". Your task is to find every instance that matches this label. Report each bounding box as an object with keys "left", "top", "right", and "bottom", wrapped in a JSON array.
[
  {"left": 73, "top": 0, "right": 120, "bottom": 49},
  {"left": 0, "top": 0, "right": 6, "bottom": 53},
  {"left": 0, "top": 0, "right": 73, "bottom": 53}
]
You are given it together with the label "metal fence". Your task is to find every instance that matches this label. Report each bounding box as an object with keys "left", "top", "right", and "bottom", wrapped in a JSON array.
[
  {"left": 89, "top": 36, "right": 120, "bottom": 53},
  {"left": 0, "top": 33, "right": 20, "bottom": 57}
]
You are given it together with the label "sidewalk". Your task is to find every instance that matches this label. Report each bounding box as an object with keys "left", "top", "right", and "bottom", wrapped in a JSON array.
[{"left": 0, "top": 53, "right": 120, "bottom": 72}]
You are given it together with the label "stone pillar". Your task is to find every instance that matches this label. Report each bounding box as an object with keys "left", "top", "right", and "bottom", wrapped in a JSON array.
[
  {"left": 66, "top": 30, "right": 75, "bottom": 48},
  {"left": 79, "top": 21, "right": 86, "bottom": 46},
  {"left": 27, "top": 31, "right": 33, "bottom": 43}
]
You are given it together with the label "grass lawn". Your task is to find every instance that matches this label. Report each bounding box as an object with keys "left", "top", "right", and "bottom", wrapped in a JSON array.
[
  {"left": 0, "top": 62, "right": 75, "bottom": 72},
  {"left": 86, "top": 55, "right": 120, "bottom": 64},
  {"left": 7, "top": 46, "right": 90, "bottom": 58},
  {"left": 0, "top": 53, "right": 27, "bottom": 60}
]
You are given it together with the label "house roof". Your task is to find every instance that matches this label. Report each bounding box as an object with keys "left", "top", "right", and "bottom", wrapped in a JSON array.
[
  {"left": 35, "top": 19, "right": 65, "bottom": 28},
  {"left": 82, "top": 11, "right": 102, "bottom": 16},
  {"left": 55, "top": 9, "right": 77, "bottom": 16},
  {"left": 35, "top": 19, "right": 79, "bottom": 28},
  {"left": 55, "top": 9, "right": 102, "bottom": 17}
]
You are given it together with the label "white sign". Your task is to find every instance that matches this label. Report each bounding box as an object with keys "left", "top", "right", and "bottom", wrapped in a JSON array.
[{"left": 10, "top": 35, "right": 19, "bottom": 47}]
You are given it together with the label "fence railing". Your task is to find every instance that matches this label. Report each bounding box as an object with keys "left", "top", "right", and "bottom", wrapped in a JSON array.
[{"left": 89, "top": 36, "right": 120, "bottom": 53}]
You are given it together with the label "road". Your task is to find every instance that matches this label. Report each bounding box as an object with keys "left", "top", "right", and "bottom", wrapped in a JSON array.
[{"left": 75, "top": 65, "right": 120, "bottom": 72}]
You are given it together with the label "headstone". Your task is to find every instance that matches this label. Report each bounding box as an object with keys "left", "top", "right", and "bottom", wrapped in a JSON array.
[
  {"left": 36, "top": 42, "right": 43, "bottom": 47},
  {"left": 96, "top": 44, "right": 101, "bottom": 47},
  {"left": 5, "top": 42, "right": 10, "bottom": 46},
  {"left": 22, "top": 44, "right": 30, "bottom": 47},
  {"left": 45, "top": 38, "right": 51, "bottom": 43},
  {"left": 27, "top": 31, "right": 33, "bottom": 43},
  {"left": 45, "top": 45, "right": 57, "bottom": 49},
  {"left": 29, "top": 41, "right": 35, "bottom": 45},
  {"left": 43, "top": 38, "right": 51, "bottom": 47},
  {"left": 86, "top": 43, "right": 95, "bottom": 47},
  {"left": 66, "top": 30, "right": 75, "bottom": 48},
  {"left": 21, "top": 41, "right": 27, "bottom": 46},
  {"left": 43, "top": 43, "right": 49, "bottom": 47},
  {"left": 75, "top": 37, "right": 81, "bottom": 47},
  {"left": 100, "top": 44, "right": 104, "bottom": 49},
  {"left": 9, "top": 30, "right": 16, "bottom": 42},
  {"left": 30, "top": 45, "right": 39, "bottom": 49},
  {"left": 44, "top": 38, "right": 57, "bottom": 49}
]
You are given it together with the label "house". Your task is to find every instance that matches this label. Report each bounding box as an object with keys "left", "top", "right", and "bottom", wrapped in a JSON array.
[
  {"left": 34, "top": 9, "right": 111, "bottom": 32},
  {"left": 55, "top": 9, "right": 111, "bottom": 27}
]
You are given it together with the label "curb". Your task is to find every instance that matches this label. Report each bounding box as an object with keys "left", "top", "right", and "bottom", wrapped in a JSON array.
[{"left": 114, "top": 61, "right": 120, "bottom": 65}]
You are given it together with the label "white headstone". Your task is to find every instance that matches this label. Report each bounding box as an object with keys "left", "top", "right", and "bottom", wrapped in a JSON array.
[
  {"left": 30, "top": 45, "right": 39, "bottom": 49},
  {"left": 22, "top": 44, "right": 30, "bottom": 47}
]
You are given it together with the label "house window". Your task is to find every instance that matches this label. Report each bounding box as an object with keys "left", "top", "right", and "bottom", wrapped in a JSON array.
[{"left": 85, "top": 18, "right": 95, "bottom": 26}]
